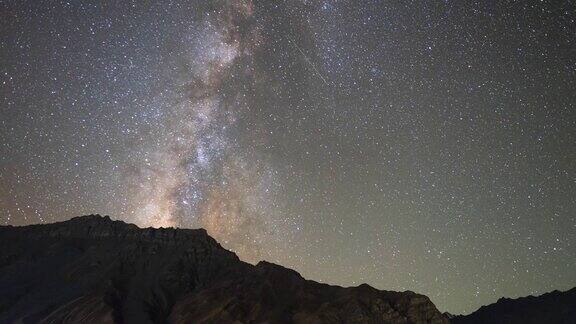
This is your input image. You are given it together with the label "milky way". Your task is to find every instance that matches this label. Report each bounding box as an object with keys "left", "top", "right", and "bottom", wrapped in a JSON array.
[
  {"left": 126, "top": 0, "right": 296, "bottom": 262},
  {"left": 1, "top": 0, "right": 575, "bottom": 314}
]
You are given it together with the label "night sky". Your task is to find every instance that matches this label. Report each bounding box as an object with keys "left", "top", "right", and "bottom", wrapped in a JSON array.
[{"left": 1, "top": 0, "right": 575, "bottom": 315}]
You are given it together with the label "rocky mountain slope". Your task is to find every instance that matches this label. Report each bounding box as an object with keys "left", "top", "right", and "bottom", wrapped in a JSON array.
[
  {"left": 451, "top": 287, "right": 576, "bottom": 324},
  {"left": 0, "top": 215, "right": 448, "bottom": 324}
]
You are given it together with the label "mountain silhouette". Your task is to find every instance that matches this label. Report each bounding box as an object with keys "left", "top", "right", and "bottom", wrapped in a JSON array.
[
  {"left": 2, "top": 215, "right": 573, "bottom": 323},
  {"left": 451, "top": 287, "right": 576, "bottom": 324},
  {"left": 0, "top": 215, "right": 448, "bottom": 323}
]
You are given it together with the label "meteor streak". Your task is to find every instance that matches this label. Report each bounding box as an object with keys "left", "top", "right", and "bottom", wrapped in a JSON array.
[{"left": 288, "top": 37, "right": 330, "bottom": 86}]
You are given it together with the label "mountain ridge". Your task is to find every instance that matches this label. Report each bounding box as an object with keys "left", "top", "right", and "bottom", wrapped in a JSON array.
[
  {"left": 451, "top": 287, "right": 576, "bottom": 324},
  {"left": 0, "top": 215, "right": 448, "bottom": 324},
  {"left": 2, "top": 215, "right": 574, "bottom": 323}
]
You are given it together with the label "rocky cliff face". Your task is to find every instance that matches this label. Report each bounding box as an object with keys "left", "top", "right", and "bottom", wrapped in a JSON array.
[
  {"left": 451, "top": 288, "right": 576, "bottom": 324},
  {"left": 0, "top": 215, "right": 448, "bottom": 324}
]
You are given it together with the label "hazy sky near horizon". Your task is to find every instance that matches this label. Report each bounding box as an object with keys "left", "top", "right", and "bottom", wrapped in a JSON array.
[{"left": 1, "top": 0, "right": 575, "bottom": 314}]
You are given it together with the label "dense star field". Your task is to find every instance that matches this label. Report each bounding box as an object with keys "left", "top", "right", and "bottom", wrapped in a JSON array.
[{"left": 1, "top": 0, "right": 575, "bottom": 315}]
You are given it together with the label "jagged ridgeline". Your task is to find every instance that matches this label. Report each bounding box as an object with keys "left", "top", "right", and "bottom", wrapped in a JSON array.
[{"left": 0, "top": 215, "right": 448, "bottom": 323}]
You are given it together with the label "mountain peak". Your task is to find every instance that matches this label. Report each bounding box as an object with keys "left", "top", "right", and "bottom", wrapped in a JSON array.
[
  {"left": 1, "top": 214, "right": 218, "bottom": 248},
  {"left": 0, "top": 216, "right": 449, "bottom": 323}
]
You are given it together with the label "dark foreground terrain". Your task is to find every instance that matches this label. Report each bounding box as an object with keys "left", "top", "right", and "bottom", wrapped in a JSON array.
[
  {"left": 0, "top": 215, "right": 447, "bottom": 323},
  {"left": 451, "top": 287, "right": 576, "bottom": 324},
  {"left": 0, "top": 216, "right": 573, "bottom": 324}
]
